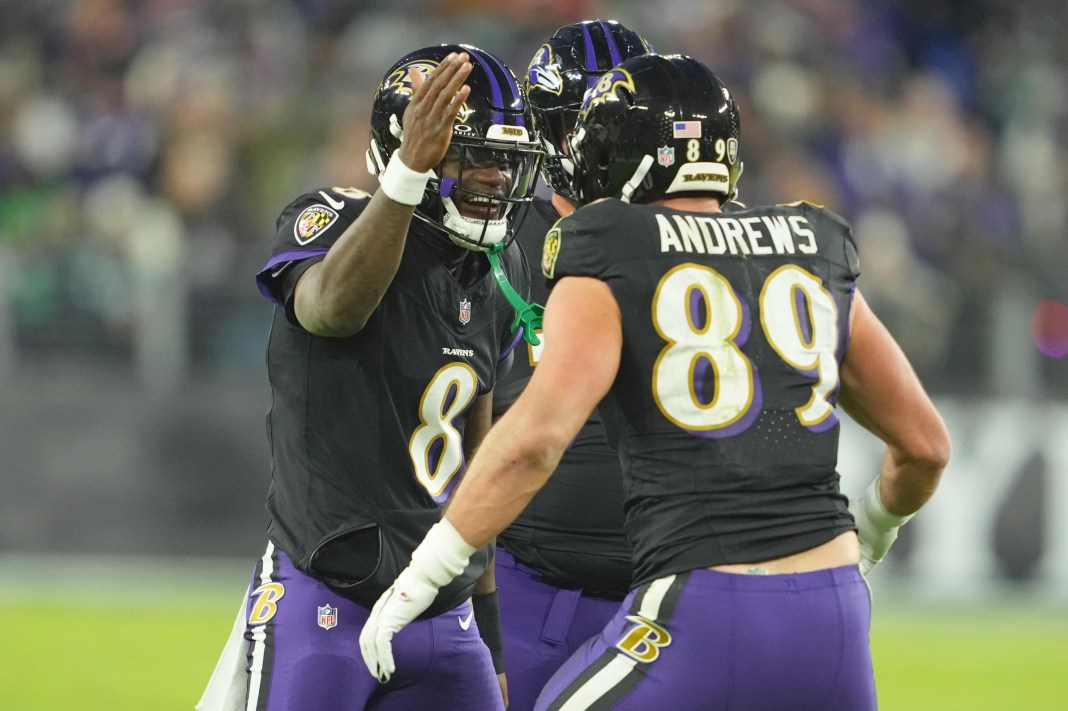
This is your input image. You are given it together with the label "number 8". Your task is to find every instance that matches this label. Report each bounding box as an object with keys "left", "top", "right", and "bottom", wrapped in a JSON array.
[
  {"left": 409, "top": 363, "right": 479, "bottom": 499},
  {"left": 687, "top": 139, "right": 701, "bottom": 162}
]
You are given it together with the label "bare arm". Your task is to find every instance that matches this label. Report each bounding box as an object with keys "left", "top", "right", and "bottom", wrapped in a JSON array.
[
  {"left": 445, "top": 276, "right": 622, "bottom": 546},
  {"left": 839, "top": 289, "right": 951, "bottom": 515},
  {"left": 293, "top": 53, "right": 473, "bottom": 336}
]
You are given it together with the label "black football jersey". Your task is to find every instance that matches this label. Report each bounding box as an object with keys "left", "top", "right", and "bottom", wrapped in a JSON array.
[
  {"left": 494, "top": 197, "right": 632, "bottom": 596},
  {"left": 544, "top": 198, "right": 859, "bottom": 587},
  {"left": 255, "top": 187, "right": 529, "bottom": 615}
]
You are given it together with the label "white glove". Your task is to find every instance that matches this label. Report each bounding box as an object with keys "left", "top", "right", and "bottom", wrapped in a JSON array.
[
  {"left": 849, "top": 478, "right": 914, "bottom": 577},
  {"left": 359, "top": 519, "right": 477, "bottom": 683}
]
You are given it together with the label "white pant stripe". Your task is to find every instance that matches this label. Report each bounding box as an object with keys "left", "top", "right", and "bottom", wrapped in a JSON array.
[
  {"left": 246, "top": 542, "right": 276, "bottom": 711},
  {"left": 558, "top": 656, "right": 637, "bottom": 711},
  {"left": 554, "top": 574, "right": 678, "bottom": 709},
  {"left": 637, "top": 574, "right": 675, "bottom": 621}
]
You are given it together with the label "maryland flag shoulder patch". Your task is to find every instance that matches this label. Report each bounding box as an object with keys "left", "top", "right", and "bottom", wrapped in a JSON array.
[{"left": 293, "top": 204, "right": 338, "bottom": 245}]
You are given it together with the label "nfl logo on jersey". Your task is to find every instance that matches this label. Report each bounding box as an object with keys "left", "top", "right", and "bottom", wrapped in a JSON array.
[
  {"left": 318, "top": 604, "right": 338, "bottom": 630},
  {"left": 459, "top": 298, "right": 472, "bottom": 325}
]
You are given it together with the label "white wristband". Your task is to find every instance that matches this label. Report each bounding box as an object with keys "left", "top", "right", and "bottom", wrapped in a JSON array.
[
  {"left": 859, "top": 478, "right": 914, "bottom": 532},
  {"left": 379, "top": 154, "right": 433, "bottom": 206},
  {"left": 850, "top": 478, "right": 914, "bottom": 576},
  {"left": 410, "top": 519, "right": 478, "bottom": 588}
]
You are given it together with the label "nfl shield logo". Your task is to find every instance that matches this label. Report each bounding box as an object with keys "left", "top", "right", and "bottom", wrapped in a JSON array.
[
  {"left": 318, "top": 604, "right": 338, "bottom": 630},
  {"left": 657, "top": 146, "right": 675, "bottom": 167},
  {"left": 459, "top": 298, "right": 472, "bottom": 325}
]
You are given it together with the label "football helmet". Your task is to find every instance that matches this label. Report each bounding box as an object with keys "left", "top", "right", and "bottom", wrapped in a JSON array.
[
  {"left": 524, "top": 20, "right": 653, "bottom": 201},
  {"left": 570, "top": 54, "right": 743, "bottom": 205},
  {"left": 366, "top": 44, "right": 542, "bottom": 251}
]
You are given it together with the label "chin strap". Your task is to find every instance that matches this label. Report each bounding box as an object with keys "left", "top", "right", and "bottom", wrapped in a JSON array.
[
  {"left": 620, "top": 154, "right": 655, "bottom": 204},
  {"left": 485, "top": 243, "right": 544, "bottom": 347}
]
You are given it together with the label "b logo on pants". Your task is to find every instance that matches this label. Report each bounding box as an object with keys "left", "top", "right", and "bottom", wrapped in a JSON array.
[
  {"left": 249, "top": 582, "right": 285, "bottom": 625},
  {"left": 615, "top": 614, "right": 672, "bottom": 663}
]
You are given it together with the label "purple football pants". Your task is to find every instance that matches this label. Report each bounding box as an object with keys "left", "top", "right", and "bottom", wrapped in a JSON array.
[
  {"left": 535, "top": 566, "right": 876, "bottom": 710},
  {"left": 496, "top": 547, "right": 625, "bottom": 711},
  {"left": 242, "top": 542, "right": 503, "bottom": 711}
]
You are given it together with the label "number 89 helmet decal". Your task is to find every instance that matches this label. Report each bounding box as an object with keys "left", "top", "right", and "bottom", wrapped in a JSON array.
[
  {"left": 524, "top": 20, "right": 654, "bottom": 201},
  {"left": 366, "top": 44, "right": 543, "bottom": 251},
  {"left": 570, "top": 54, "right": 743, "bottom": 206}
]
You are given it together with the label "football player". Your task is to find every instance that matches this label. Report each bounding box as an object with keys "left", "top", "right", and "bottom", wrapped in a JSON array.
[
  {"left": 490, "top": 20, "right": 652, "bottom": 711},
  {"left": 198, "top": 45, "right": 541, "bottom": 711},
  {"left": 359, "top": 53, "right": 950, "bottom": 710}
]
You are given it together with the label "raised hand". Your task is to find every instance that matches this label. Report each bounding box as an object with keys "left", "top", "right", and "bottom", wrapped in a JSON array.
[{"left": 396, "top": 52, "right": 472, "bottom": 173}]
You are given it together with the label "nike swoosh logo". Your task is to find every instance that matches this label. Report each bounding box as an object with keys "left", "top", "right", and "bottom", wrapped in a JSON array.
[
  {"left": 458, "top": 611, "right": 474, "bottom": 630},
  {"left": 319, "top": 190, "right": 345, "bottom": 211}
]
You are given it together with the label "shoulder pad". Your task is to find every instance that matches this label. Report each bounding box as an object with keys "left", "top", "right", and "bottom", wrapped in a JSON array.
[{"left": 778, "top": 199, "right": 825, "bottom": 209}]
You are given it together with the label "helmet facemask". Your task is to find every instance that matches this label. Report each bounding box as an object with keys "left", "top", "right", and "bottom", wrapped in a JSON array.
[
  {"left": 531, "top": 110, "right": 579, "bottom": 202},
  {"left": 430, "top": 128, "right": 543, "bottom": 252}
]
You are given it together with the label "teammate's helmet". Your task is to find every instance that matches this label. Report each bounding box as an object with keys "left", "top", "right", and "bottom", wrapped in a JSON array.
[
  {"left": 570, "top": 54, "right": 743, "bottom": 206},
  {"left": 524, "top": 20, "right": 653, "bottom": 201},
  {"left": 366, "top": 44, "right": 542, "bottom": 251}
]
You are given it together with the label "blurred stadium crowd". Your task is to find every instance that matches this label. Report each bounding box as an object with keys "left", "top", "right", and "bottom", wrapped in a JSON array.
[{"left": 1, "top": 0, "right": 1066, "bottom": 397}]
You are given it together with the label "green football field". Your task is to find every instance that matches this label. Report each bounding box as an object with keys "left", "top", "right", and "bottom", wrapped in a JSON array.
[{"left": 1, "top": 558, "right": 1066, "bottom": 709}]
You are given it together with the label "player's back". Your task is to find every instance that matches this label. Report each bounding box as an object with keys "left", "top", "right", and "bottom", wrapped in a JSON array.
[{"left": 544, "top": 198, "right": 859, "bottom": 586}]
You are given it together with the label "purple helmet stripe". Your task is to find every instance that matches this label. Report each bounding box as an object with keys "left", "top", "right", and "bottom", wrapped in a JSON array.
[
  {"left": 469, "top": 48, "right": 506, "bottom": 125},
  {"left": 497, "top": 55, "right": 525, "bottom": 127},
  {"left": 582, "top": 24, "right": 598, "bottom": 89},
  {"left": 599, "top": 20, "right": 623, "bottom": 68}
]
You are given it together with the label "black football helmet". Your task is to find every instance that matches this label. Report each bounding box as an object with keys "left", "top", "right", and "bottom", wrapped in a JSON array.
[
  {"left": 524, "top": 20, "right": 653, "bottom": 201},
  {"left": 570, "top": 54, "right": 743, "bottom": 206},
  {"left": 366, "top": 44, "right": 543, "bottom": 251}
]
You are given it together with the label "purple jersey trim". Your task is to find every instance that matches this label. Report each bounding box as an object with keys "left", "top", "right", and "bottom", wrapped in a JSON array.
[
  {"left": 256, "top": 248, "right": 329, "bottom": 306},
  {"left": 500, "top": 327, "right": 524, "bottom": 361}
]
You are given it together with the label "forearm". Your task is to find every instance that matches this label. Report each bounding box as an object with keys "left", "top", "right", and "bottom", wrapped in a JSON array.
[
  {"left": 295, "top": 192, "right": 415, "bottom": 335},
  {"left": 447, "top": 405, "right": 570, "bottom": 546},
  {"left": 447, "top": 440, "right": 560, "bottom": 546},
  {"left": 876, "top": 447, "right": 945, "bottom": 517},
  {"left": 840, "top": 290, "right": 950, "bottom": 516},
  {"left": 458, "top": 393, "right": 511, "bottom": 564}
]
